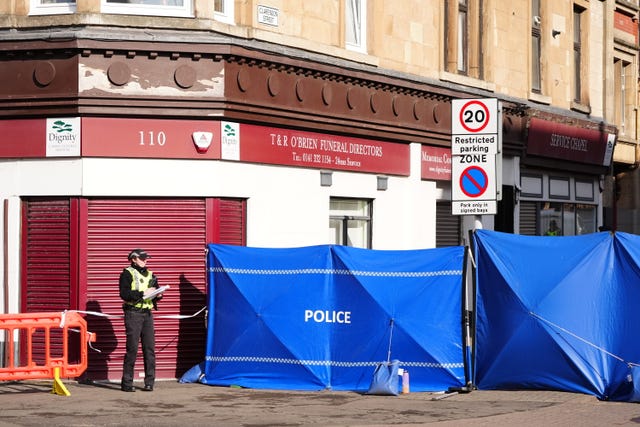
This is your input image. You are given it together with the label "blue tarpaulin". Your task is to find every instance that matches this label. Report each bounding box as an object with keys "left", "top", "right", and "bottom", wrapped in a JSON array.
[
  {"left": 473, "top": 230, "right": 640, "bottom": 402},
  {"left": 177, "top": 231, "right": 640, "bottom": 402},
  {"left": 197, "top": 244, "right": 466, "bottom": 392}
]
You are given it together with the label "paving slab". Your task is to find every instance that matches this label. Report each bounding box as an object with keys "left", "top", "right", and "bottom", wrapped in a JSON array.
[{"left": 1, "top": 380, "right": 639, "bottom": 426}]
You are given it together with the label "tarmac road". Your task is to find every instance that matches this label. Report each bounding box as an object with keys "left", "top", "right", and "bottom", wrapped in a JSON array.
[{"left": 1, "top": 379, "right": 640, "bottom": 426}]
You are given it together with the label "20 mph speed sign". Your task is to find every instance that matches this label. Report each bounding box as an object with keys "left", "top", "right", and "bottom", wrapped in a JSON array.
[{"left": 452, "top": 98, "right": 498, "bottom": 136}]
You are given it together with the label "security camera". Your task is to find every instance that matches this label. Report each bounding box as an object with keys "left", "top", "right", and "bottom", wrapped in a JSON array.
[{"left": 533, "top": 15, "right": 541, "bottom": 25}]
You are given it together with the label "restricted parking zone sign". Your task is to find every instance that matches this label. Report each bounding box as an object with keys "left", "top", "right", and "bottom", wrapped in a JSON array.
[{"left": 451, "top": 98, "right": 499, "bottom": 215}]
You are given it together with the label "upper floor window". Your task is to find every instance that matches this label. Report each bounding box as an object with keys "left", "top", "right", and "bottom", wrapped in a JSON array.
[
  {"left": 456, "top": 0, "right": 468, "bottom": 73},
  {"left": 573, "top": 4, "right": 587, "bottom": 104},
  {"left": 101, "top": 0, "right": 193, "bottom": 18},
  {"left": 531, "top": 0, "right": 542, "bottom": 93},
  {"left": 614, "top": 57, "right": 635, "bottom": 138},
  {"left": 30, "top": 0, "right": 76, "bottom": 15},
  {"left": 345, "top": 0, "right": 367, "bottom": 53},
  {"left": 445, "top": 0, "right": 483, "bottom": 79},
  {"left": 214, "top": 0, "right": 235, "bottom": 24}
]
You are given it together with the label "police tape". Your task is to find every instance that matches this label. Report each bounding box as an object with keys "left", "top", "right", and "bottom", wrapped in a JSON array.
[
  {"left": 60, "top": 307, "right": 208, "bottom": 353},
  {"left": 60, "top": 306, "right": 207, "bottom": 326}
]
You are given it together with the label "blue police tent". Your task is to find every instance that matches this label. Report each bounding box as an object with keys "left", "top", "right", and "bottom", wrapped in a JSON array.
[
  {"left": 473, "top": 229, "right": 640, "bottom": 402},
  {"left": 195, "top": 244, "right": 467, "bottom": 392}
]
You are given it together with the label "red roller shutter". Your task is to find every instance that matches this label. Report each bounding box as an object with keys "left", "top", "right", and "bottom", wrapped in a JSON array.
[
  {"left": 81, "top": 198, "right": 245, "bottom": 381},
  {"left": 211, "top": 198, "right": 247, "bottom": 245},
  {"left": 21, "top": 198, "right": 79, "bottom": 365},
  {"left": 21, "top": 198, "right": 77, "bottom": 312}
]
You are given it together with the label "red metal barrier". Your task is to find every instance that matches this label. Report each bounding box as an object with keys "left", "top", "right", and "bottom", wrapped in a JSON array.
[{"left": 0, "top": 311, "right": 95, "bottom": 382}]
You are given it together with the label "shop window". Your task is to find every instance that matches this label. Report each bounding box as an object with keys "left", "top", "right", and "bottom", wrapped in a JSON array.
[
  {"left": 30, "top": 0, "right": 76, "bottom": 15},
  {"left": 345, "top": 0, "right": 367, "bottom": 53},
  {"left": 549, "top": 177, "right": 570, "bottom": 199},
  {"left": 214, "top": 0, "right": 234, "bottom": 24},
  {"left": 101, "top": 0, "right": 193, "bottom": 17},
  {"left": 521, "top": 172, "right": 597, "bottom": 236},
  {"left": 526, "top": 201, "right": 596, "bottom": 237},
  {"left": 329, "top": 198, "right": 371, "bottom": 248},
  {"left": 521, "top": 174, "right": 543, "bottom": 197},
  {"left": 539, "top": 202, "right": 563, "bottom": 236},
  {"left": 445, "top": 0, "right": 483, "bottom": 79},
  {"left": 531, "top": 0, "right": 542, "bottom": 93},
  {"left": 575, "top": 203, "right": 597, "bottom": 234},
  {"left": 575, "top": 179, "right": 594, "bottom": 201}
]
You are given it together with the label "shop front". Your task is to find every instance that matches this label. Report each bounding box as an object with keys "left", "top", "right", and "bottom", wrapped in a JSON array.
[
  {"left": 1, "top": 114, "right": 436, "bottom": 380},
  {"left": 518, "top": 117, "right": 616, "bottom": 236}
]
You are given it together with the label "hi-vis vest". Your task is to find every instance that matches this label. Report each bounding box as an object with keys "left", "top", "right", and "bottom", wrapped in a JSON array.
[{"left": 125, "top": 266, "right": 154, "bottom": 310}]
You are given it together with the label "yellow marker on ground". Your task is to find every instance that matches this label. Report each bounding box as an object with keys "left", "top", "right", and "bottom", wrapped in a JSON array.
[{"left": 51, "top": 367, "right": 70, "bottom": 396}]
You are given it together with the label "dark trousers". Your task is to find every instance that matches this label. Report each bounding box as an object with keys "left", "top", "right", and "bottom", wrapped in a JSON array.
[{"left": 121, "top": 309, "right": 156, "bottom": 388}]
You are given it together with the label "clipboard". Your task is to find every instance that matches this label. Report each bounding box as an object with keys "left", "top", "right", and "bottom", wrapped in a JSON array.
[{"left": 143, "top": 285, "right": 170, "bottom": 300}]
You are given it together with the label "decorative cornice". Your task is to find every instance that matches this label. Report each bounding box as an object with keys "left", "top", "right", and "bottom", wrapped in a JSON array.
[{"left": 0, "top": 27, "right": 615, "bottom": 146}]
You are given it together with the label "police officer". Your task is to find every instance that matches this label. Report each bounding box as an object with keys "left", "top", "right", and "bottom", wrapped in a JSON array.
[
  {"left": 119, "top": 248, "right": 161, "bottom": 392},
  {"left": 545, "top": 220, "right": 560, "bottom": 236}
]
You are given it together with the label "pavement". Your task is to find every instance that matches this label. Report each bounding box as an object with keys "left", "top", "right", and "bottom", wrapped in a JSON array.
[{"left": 1, "top": 379, "right": 640, "bottom": 426}]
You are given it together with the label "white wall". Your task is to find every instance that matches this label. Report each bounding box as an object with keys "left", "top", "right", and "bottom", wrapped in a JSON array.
[
  {"left": 0, "top": 159, "right": 84, "bottom": 196},
  {"left": 0, "top": 147, "right": 442, "bottom": 312},
  {"left": 80, "top": 153, "right": 438, "bottom": 249}
]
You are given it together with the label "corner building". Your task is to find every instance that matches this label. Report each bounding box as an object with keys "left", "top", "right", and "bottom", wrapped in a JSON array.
[{"left": 0, "top": 1, "right": 636, "bottom": 381}]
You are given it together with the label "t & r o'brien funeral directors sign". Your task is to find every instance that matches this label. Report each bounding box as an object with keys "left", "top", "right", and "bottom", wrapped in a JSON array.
[
  {"left": 222, "top": 122, "right": 410, "bottom": 176},
  {"left": 451, "top": 98, "right": 500, "bottom": 215}
]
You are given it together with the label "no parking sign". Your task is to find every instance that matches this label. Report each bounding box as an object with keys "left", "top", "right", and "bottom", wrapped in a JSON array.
[{"left": 451, "top": 98, "right": 500, "bottom": 215}]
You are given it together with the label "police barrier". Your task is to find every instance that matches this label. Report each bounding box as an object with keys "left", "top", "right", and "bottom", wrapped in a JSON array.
[{"left": 0, "top": 311, "right": 96, "bottom": 395}]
